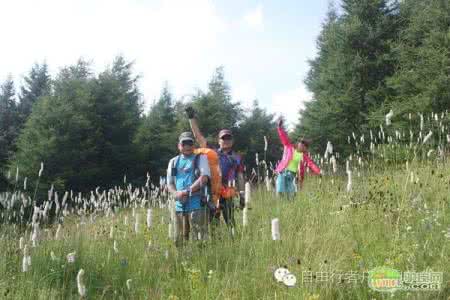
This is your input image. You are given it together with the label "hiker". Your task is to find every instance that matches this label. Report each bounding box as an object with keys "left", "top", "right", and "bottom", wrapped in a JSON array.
[
  {"left": 167, "top": 132, "right": 211, "bottom": 245},
  {"left": 185, "top": 107, "right": 245, "bottom": 228},
  {"left": 275, "top": 118, "right": 321, "bottom": 197}
]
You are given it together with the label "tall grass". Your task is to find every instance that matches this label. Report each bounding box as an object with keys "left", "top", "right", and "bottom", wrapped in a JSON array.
[
  {"left": 1, "top": 112, "right": 449, "bottom": 299},
  {"left": 1, "top": 159, "right": 449, "bottom": 299}
]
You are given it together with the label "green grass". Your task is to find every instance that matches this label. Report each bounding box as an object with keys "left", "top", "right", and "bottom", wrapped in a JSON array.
[{"left": 1, "top": 160, "right": 449, "bottom": 299}]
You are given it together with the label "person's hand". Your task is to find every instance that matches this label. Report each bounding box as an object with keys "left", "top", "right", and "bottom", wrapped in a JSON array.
[
  {"left": 277, "top": 117, "right": 283, "bottom": 128},
  {"left": 176, "top": 190, "right": 188, "bottom": 200},
  {"left": 185, "top": 106, "right": 196, "bottom": 119}
]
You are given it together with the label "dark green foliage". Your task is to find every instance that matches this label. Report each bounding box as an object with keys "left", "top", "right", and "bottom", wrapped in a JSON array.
[
  {"left": 297, "top": 0, "right": 402, "bottom": 155},
  {"left": 134, "top": 84, "right": 178, "bottom": 181},
  {"left": 298, "top": 0, "right": 450, "bottom": 156},
  {"left": 17, "top": 63, "right": 51, "bottom": 126},
  {"left": 234, "top": 100, "right": 280, "bottom": 174},
  {"left": 135, "top": 67, "right": 245, "bottom": 179},
  {"left": 383, "top": 0, "right": 450, "bottom": 115},
  {"left": 12, "top": 60, "right": 97, "bottom": 195},
  {"left": 90, "top": 56, "right": 142, "bottom": 185},
  {"left": 0, "top": 77, "right": 18, "bottom": 190},
  {"left": 11, "top": 57, "right": 142, "bottom": 196},
  {"left": 3, "top": 0, "right": 450, "bottom": 193},
  {"left": 189, "top": 67, "right": 243, "bottom": 145}
]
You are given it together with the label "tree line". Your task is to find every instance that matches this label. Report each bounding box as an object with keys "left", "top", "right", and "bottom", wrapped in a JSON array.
[
  {"left": 296, "top": 0, "right": 450, "bottom": 154},
  {"left": 1, "top": 0, "right": 450, "bottom": 196},
  {"left": 0, "top": 59, "right": 281, "bottom": 196}
]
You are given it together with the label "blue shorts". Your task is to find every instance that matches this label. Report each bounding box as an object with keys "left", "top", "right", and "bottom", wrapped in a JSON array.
[
  {"left": 176, "top": 195, "right": 202, "bottom": 212},
  {"left": 276, "top": 170, "right": 296, "bottom": 194}
]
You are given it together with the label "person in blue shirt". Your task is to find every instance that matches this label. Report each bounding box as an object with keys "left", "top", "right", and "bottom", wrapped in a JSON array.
[{"left": 167, "top": 132, "right": 211, "bottom": 245}]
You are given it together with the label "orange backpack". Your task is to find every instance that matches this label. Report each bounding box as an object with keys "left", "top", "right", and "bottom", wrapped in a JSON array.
[{"left": 194, "top": 148, "right": 222, "bottom": 207}]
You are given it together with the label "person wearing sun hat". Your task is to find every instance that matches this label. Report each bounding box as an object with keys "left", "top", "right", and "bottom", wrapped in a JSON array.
[
  {"left": 185, "top": 106, "right": 245, "bottom": 229},
  {"left": 275, "top": 118, "right": 321, "bottom": 197},
  {"left": 167, "top": 131, "right": 211, "bottom": 245}
]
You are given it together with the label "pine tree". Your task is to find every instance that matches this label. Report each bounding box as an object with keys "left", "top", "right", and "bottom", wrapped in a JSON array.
[
  {"left": 12, "top": 60, "right": 96, "bottom": 196},
  {"left": 17, "top": 63, "right": 51, "bottom": 126},
  {"left": 134, "top": 84, "right": 177, "bottom": 180},
  {"left": 296, "top": 0, "right": 401, "bottom": 154},
  {"left": 384, "top": 0, "right": 450, "bottom": 116},
  {"left": 12, "top": 57, "right": 142, "bottom": 195},
  {"left": 234, "top": 100, "right": 280, "bottom": 172},
  {"left": 189, "top": 66, "right": 243, "bottom": 144},
  {"left": 0, "top": 77, "right": 18, "bottom": 190},
  {"left": 91, "top": 56, "right": 142, "bottom": 185}
]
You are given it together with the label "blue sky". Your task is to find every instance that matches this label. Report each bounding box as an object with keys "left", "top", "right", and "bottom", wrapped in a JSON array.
[{"left": 0, "top": 0, "right": 332, "bottom": 128}]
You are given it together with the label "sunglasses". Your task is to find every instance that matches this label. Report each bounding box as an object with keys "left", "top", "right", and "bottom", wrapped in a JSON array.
[
  {"left": 181, "top": 140, "right": 194, "bottom": 146},
  {"left": 220, "top": 135, "right": 233, "bottom": 141}
]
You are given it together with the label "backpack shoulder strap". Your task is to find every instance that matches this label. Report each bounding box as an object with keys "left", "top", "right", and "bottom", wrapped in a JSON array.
[
  {"left": 193, "top": 153, "right": 200, "bottom": 168},
  {"left": 193, "top": 154, "right": 201, "bottom": 180},
  {"left": 174, "top": 155, "right": 181, "bottom": 169},
  {"left": 171, "top": 155, "right": 181, "bottom": 177},
  {"left": 194, "top": 154, "right": 211, "bottom": 199}
]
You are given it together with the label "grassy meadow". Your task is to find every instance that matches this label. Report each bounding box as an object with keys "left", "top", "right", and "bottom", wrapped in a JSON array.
[{"left": 1, "top": 157, "right": 449, "bottom": 299}]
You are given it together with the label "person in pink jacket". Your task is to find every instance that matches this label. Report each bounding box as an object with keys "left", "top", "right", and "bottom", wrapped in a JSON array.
[{"left": 275, "top": 118, "right": 321, "bottom": 196}]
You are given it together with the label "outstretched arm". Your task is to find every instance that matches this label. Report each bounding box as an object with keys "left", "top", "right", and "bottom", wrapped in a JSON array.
[
  {"left": 304, "top": 153, "right": 321, "bottom": 175},
  {"left": 186, "top": 107, "right": 208, "bottom": 148}
]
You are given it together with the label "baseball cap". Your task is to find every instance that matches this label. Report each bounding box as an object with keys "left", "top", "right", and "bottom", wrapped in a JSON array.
[
  {"left": 218, "top": 129, "right": 233, "bottom": 139},
  {"left": 179, "top": 132, "right": 194, "bottom": 143}
]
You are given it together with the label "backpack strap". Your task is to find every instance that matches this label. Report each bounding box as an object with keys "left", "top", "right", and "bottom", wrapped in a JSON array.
[
  {"left": 192, "top": 154, "right": 201, "bottom": 180},
  {"left": 188, "top": 153, "right": 206, "bottom": 190},
  {"left": 171, "top": 155, "right": 181, "bottom": 177},
  {"left": 173, "top": 154, "right": 200, "bottom": 179},
  {"left": 173, "top": 154, "right": 208, "bottom": 198},
  {"left": 193, "top": 154, "right": 212, "bottom": 203}
]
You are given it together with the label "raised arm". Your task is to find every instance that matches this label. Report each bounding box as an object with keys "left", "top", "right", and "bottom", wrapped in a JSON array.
[
  {"left": 277, "top": 118, "right": 292, "bottom": 147},
  {"left": 186, "top": 106, "right": 208, "bottom": 148}
]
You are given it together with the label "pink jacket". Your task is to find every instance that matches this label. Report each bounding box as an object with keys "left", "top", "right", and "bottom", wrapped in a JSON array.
[{"left": 275, "top": 126, "right": 321, "bottom": 185}]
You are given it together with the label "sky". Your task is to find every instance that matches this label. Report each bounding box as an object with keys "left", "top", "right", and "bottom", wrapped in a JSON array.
[{"left": 0, "top": 0, "right": 331, "bottom": 129}]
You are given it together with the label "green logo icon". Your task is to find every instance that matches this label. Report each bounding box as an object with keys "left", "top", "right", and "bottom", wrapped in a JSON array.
[{"left": 368, "top": 266, "right": 402, "bottom": 292}]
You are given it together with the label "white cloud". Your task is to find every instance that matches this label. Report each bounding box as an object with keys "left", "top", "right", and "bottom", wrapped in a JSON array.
[
  {"left": 243, "top": 4, "right": 263, "bottom": 30},
  {"left": 269, "top": 84, "right": 312, "bottom": 130},
  {"left": 0, "top": 0, "right": 227, "bottom": 110}
]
